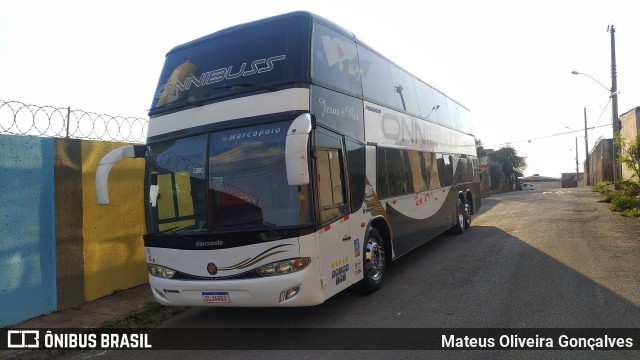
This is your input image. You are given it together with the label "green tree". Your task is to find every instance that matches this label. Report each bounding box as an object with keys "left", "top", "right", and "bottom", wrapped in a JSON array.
[
  {"left": 476, "top": 138, "right": 489, "bottom": 157},
  {"left": 615, "top": 130, "right": 640, "bottom": 180},
  {"left": 488, "top": 145, "right": 527, "bottom": 190}
]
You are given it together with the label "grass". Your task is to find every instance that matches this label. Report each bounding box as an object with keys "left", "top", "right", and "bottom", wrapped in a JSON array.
[
  {"left": 592, "top": 180, "right": 640, "bottom": 218},
  {"left": 99, "top": 302, "right": 191, "bottom": 329}
]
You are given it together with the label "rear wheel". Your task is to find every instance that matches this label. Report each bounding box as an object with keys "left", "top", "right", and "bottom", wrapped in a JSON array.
[
  {"left": 464, "top": 200, "right": 472, "bottom": 229},
  {"left": 452, "top": 198, "right": 466, "bottom": 234},
  {"left": 360, "top": 228, "right": 386, "bottom": 293}
]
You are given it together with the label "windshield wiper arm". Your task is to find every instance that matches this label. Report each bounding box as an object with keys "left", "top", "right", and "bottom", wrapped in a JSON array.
[
  {"left": 149, "top": 96, "right": 193, "bottom": 113},
  {"left": 151, "top": 226, "right": 189, "bottom": 240},
  {"left": 211, "top": 82, "right": 278, "bottom": 92}
]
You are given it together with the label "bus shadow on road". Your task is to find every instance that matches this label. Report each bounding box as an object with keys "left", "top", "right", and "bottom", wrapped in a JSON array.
[{"left": 163, "top": 225, "right": 639, "bottom": 329}]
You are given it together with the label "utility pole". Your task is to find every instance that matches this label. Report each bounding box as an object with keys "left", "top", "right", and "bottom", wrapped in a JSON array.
[
  {"left": 583, "top": 107, "right": 590, "bottom": 185},
  {"left": 575, "top": 137, "right": 579, "bottom": 186},
  {"left": 609, "top": 25, "right": 621, "bottom": 186}
]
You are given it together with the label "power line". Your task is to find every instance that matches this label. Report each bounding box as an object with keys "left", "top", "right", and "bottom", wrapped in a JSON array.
[
  {"left": 588, "top": 97, "right": 612, "bottom": 137},
  {"left": 483, "top": 124, "right": 611, "bottom": 148}
]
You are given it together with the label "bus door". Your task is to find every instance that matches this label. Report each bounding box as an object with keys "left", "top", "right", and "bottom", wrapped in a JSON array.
[{"left": 315, "top": 128, "right": 354, "bottom": 299}]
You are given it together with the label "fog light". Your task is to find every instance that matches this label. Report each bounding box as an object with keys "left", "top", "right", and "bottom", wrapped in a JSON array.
[{"left": 279, "top": 285, "right": 301, "bottom": 303}]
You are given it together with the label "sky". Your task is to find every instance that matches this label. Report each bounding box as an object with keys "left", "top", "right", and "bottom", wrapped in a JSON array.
[{"left": 1, "top": 0, "right": 639, "bottom": 177}]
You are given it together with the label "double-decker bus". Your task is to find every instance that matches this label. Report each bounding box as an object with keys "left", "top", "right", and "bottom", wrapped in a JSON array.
[{"left": 96, "top": 11, "right": 480, "bottom": 307}]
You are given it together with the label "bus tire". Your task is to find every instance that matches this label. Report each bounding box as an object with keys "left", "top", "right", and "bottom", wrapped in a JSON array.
[
  {"left": 453, "top": 198, "right": 466, "bottom": 234},
  {"left": 360, "top": 228, "right": 386, "bottom": 293},
  {"left": 464, "top": 201, "right": 472, "bottom": 229}
]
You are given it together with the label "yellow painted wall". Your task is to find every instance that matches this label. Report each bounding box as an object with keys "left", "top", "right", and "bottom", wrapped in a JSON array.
[{"left": 81, "top": 141, "right": 147, "bottom": 301}]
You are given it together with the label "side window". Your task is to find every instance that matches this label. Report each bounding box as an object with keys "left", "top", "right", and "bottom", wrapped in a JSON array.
[
  {"left": 312, "top": 23, "right": 362, "bottom": 96},
  {"left": 459, "top": 106, "right": 473, "bottom": 134},
  {"left": 447, "top": 98, "right": 461, "bottom": 132},
  {"left": 402, "top": 150, "right": 414, "bottom": 193},
  {"left": 376, "top": 147, "right": 389, "bottom": 199},
  {"left": 454, "top": 155, "right": 466, "bottom": 184},
  {"left": 316, "top": 130, "right": 347, "bottom": 224},
  {"left": 432, "top": 90, "right": 450, "bottom": 128},
  {"left": 416, "top": 81, "right": 439, "bottom": 122},
  {"left": 346, "top": 138, "right": 366, "bottom": 211},
  {"left": 438, "top": 153, "right": 454, "bottom": 187},
  {"left": 385, "top": 148, "right": 405, "bottom": 197},
  {"left": 407, "top": 150, "right": 427, "bottom": 192},
  {"left": 390, "top": 65, "right": 420, "bottom": 115},
  {"left": 471, "top": 156, "right": 480, "bottom": 182},
  {"left": 359, "top": 46, "right": 396, "bottom": 108},
  {"left": 425, "top": 152, "right": 440, "bottom": 189},
  {"left": 419, "top": 152, "right": 431, "bottom": 191}
]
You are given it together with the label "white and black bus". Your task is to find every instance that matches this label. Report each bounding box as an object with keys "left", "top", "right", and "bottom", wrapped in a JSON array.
[{"left": 96, "top": 11, "right": 480, "bottom": 306}]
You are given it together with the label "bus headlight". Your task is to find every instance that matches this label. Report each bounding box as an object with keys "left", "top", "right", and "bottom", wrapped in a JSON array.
[
  {"left": 257, "top": 258, "right": 311, "bottom": 276},
  {"left": 148, "top": 263, "right": 177, "bottom": 279}
]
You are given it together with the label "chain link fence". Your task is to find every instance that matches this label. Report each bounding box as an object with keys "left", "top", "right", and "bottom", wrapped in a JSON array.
[{"left": 0, "top": 99, "right": 148, "bottom": 143}]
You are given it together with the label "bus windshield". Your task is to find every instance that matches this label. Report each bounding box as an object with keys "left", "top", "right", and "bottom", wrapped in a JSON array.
[
  {"left": 145, "top": 120, "right": 312, "bottom": 234},
  {"left": 150, "top": 15, "right": 310, "bottom": 113}
]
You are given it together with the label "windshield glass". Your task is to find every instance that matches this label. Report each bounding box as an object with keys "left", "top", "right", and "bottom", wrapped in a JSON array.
[
  {"left": 150, "top": 14, "right": 310, "bottom": 113},
  {"left": 146, "top": 135, "right": 208, "bottom": 233},
  {"left": 208, "top": 121, "right": 311, "bottom": 229},
  {"left": 145, "top": 120, "right": 312, "bottom": 235}
]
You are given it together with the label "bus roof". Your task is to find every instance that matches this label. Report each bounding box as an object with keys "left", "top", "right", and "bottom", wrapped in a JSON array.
[{"left": 166, "top": 11, "right": 354, "bottom": 56}]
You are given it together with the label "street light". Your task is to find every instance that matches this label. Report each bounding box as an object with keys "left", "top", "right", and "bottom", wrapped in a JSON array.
[
  {"left": 570, "top": 24, "right": 621, "bottom": 187},
  {"left": 571, "top": 71, "right": 610, "bottom": 92}
]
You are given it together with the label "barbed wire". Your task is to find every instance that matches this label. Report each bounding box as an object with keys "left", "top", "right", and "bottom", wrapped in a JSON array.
[{"left": 0, "top": 99, "right": 148, "bottom": 143}]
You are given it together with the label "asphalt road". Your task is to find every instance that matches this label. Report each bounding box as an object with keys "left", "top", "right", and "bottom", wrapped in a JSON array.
[{"left": 66, "top": 187, "right": 640, "bottom": 359}]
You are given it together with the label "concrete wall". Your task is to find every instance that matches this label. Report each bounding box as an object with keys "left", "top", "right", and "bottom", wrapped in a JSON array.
[
  {"left": 54, "top": 138, "right": 85, "bottom": 310},
  {"left": 81, "top": 141, "right": 147, "bottom": 302},
  {"left": 0, "top": 135, "right": 147, "bottom": 326},
  {"left": 0, "top": 135, "right": 57, "bottom": 327},
  {"left": 619, "top": 107, "right": 640, "bottom": 180},
  {"left": 588, "top": 138, "right": 614, "bottom": 185}
]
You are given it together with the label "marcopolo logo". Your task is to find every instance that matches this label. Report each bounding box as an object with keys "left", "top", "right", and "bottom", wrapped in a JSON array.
[
  {"left": 222, "top": 127, "right": 282, "bottom": 142},
  {"left": 207, "top": 262, "right": 218, "bottom": 275}
]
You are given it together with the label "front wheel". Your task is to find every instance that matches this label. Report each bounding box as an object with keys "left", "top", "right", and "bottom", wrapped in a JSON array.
[{"left": 360, "top": 228, "right": 386, "bottom": 293}]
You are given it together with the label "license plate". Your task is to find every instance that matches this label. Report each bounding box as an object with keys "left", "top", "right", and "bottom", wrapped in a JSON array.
[{"left": 202, "top": 291, "right": 230, "bottom": 303}]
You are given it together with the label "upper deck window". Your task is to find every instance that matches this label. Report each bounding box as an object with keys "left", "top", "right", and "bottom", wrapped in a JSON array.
[
  {"left": 150, "top": 16, "right": 310, "bottom": 113},
  {"left": 311, "top": 23, "right": 362, "bottom": 97}
]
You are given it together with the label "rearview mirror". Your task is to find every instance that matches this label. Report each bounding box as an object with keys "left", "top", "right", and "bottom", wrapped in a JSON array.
[
  {"left": 95, "top": 145, "right": 146, "bottom": 205},
  {"left": 285, "top": 113, "right": 312, "bottom": 186}
]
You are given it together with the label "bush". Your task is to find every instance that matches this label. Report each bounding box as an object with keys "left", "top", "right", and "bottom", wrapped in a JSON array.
[
  {"left": 610, "top": 193, "right": 640, "bottom": 211},
  {"left": 622, "top": 208, "right": 640, "bottom": 218},
  {"left": 600, "top": 180, "right": 640, "bottom": 218},
  {"left": 592, "top": 182, "right": 614, "bottom": 202},
  {"left": 593, "top": 180, "right": 640, "bottom": 218},
  {"left": 616, "top": 179, "right": 640, "bottom": 198}
]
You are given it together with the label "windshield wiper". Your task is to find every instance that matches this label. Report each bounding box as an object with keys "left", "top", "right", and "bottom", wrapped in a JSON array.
[
  {"left": 259, "top": 221, "right": 281, "bottom": 240},
  {"left": 149, "top": 83, "right": 278, "bottom": 112},
  {"left": 148, "top": 96, "right": 196, "bottom": 115},
  {"left": 211, "top": 82, "right": 278, "bottom": 92},
  {"left": 150, "top": 226, "right": 189, "bottom": 240}
]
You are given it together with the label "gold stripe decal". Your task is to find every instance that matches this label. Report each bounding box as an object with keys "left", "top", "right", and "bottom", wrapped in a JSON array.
[{"left": 219, "top": 244, "right": 294, "bottom": 271}]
